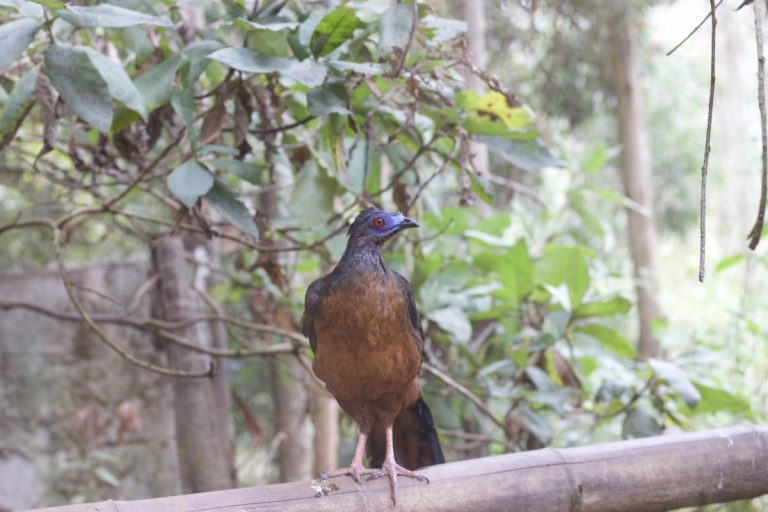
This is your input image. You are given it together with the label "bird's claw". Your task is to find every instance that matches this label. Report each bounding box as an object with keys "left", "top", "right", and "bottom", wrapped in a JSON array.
[
  {"left": 321, "top": 465, "right": 379, "bottom": 485},
  {"left": 366, "top": 461, "right": 429, "bottom": 506}
]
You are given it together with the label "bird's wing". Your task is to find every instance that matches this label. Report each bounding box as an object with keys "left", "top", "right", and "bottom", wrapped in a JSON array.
[
  {"left": 301, "top": 276, "right": 331, "bottom": 354},
  {"left": 394, "top": 271, "right": 425, "bottom": 353}
]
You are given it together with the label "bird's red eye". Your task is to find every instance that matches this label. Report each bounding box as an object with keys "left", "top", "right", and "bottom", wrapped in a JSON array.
[{"left": 373, "top": 217, "right": 385, "bottom": 228}]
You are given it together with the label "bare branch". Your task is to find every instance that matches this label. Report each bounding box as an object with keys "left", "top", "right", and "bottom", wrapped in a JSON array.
[
  {"left": 698, "top": 0, "right": 717, "bottom": 282},
  {"left": 748, "top": 0, "right": 768, "bottom": 250}
]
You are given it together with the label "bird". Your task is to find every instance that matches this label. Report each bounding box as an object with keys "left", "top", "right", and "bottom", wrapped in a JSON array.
[{"left": 302, "top": 207, "right": 444, "bottom": 505}]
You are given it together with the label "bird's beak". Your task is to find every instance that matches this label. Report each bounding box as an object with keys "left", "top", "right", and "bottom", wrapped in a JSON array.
[{"left": 397, "top": 216, "right": 420, "bottom": 230}]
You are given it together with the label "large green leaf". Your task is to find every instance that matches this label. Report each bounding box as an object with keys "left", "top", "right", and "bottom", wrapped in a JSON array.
[
  {"left": 574, "top": 296, "right": 632, "bottom": 319},
  {"left": 648, "top": 359, "right": 700, "bottom": 408},
  {"left": 0, "top": 19, "right": 42, "bottom": 69},
  {"left": 328, "top": 60, "right": 384, "bottom": 75},
  {"left": 692, "top": 382, "right": 751, "bottom": 415},
  {"left": 0, "top": 65, "right": 40, "bottom": 150},
  {"left": 135, "top": 54, "right": 181, "bottom": 112},
  {"left": 311, "top": 6, "right": 361, "bottom": 57},
  {"left": 307, "top": 82, "right": 348, "bottom": 116},
  {"left": 82, "top": 47, "right": 147, "bottom": 121},
  {"left": 379, "top": 3, "right": 413, "bottom": 55},
  {"left": 167, "top": 160, "right": 214, "bottom": 208},
  {"left": 427, "top": 307, "right": 472, "bottom": 344},
  {"left": 475, "top": 240, "right": 534, "bottom": 307},
  {"left": 209, "top": 159, "right": 264, "bottom": 185},
  {"left": 575, "top": 324, "right": 636, "bottom": 359},
  {"left": 535, "top": 245, "right": 590, "bottom": 308},
  {"left": 204, "top": 179, "right": 260, "bottom": 238},
  {"left": 622, "top": 405, "right": 662, "bottom": 439},
  {"left": 58, "top": 4, "right": 172, "bottom": 28},
  {"left": 44, "top": 44, "right": 113, "bottom": 133},
  {"left": 481, "top": 136, "right": 565, "bottom": 171},
  {"left": 234, "top": 19, "right": 296, "bottom": 57},
  {"left": 209, "top": 48, "right": 326, "bottom": 87},
  {"left": 290, "top": 160, "right": 336, "bottom": 230}
]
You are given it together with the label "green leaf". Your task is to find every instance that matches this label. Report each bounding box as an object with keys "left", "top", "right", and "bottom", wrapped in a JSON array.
[
  {"left": 575, "top": 323, "right": 636, "bottom": 359},
  {"left": 81, "top": 47, "right": 147, "bottom": 121},
  {"left": 307, "top": 82, "right": 348, "bottom": 116},
  {"left": 422, "top": 14, "right": 466, "bottom": 43},
  {"left": 311, "top": 6, "right": 361, "bottom": 57},
  {"left": 135, "top": 54, "right": 181, "bottom": 112},
  {"left": 581, "top": 140, "right": 608, "bottom": 173},
  {"left": 0, "top": 65, "right": 39, "bottom": 150},
  {"left": 0, "top": 19, "right": 42, "bottom": 69},
  {"left": 692, "top": 382, "right": 751, "bottom": 415},
  {"left": 209, "top": 159, "right": 264, "bottom": 185},
  {"left": 574, "top": 296, "right": 631, "bottom": 319},
  {"left": 209, "top": 48, "right": 326, "bottom": 87},
  {"left": 167, "top": 160, "right": 214, "bottom": 208},
  {"left": 622, "top": 405, "right": 661, "bottom": 439},
  {"left": 481, "top": 136, "right": 564, "bottom": 171},
  {"left": 290, "top": 160, "right": 336, "bottom": 229},
  {"left": 298, "top": 9, "right": 328, "bottom": 47},
  {"left": 496, "top": 240, "right": 534, "bottom": 306},
  {"left": 535, "top": 245, "right": 590, "bottom": 308},
  {"left": 44, "top": 44, "right": 113, "bottom": 133},
  {"left": 715, "top": 254, "right": 744, "bottom": 274},
  {"left": 427, "top": 307, "right": 472, "bottom": 344},
  {"left": 204, "top": 179, "right": 260, "bottom": 238},
  {"left": 59, "top": 4, "right": 172, "bottom": 28},
  {"left": 521, "top": 406, "right": 553, "bottom": 445},
  {"left": 648, "top": 359, "right": 700, "bottom": 408},
  {"left": 328, "top": 60, "right": 385, "bottom": 75},
  {"left": 93, "top": 466, "right": 120, "bottom": 487},
  {"left": 467, "top": 171, "right": 494, "bottom": 205},
  {"left": 235, "top": 19, "right": 296, "bottom": 56},
  {"left": 379, "top": 3, "right": 413, "bottom": 55},
  {"left": 29, "top": 0, "right": 64, "bottom": 8}
]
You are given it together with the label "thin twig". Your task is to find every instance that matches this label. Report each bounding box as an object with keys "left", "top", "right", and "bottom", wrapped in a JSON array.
[
  {"left": 666, "top": 0, "right": 724, "bottom": 57},
  {"left": 699, "top": 0, "right": 717, "bottom": 282},
  {"left": 748, "top": 0, "right": 768, "bottom": 250},
  {"left": 0, "top": 300, "right": 310, "bottom": 347},
  {"left": 389, "top": 0, "right": 418, "bottom": 77},
  {"left": 422, "top": 362, "right": 507, "bottom": 433}
]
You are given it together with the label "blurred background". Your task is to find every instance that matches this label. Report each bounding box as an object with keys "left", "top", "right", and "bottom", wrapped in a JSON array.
[{"left": 0, "top": 0, "right": 766, "bottom": 510}]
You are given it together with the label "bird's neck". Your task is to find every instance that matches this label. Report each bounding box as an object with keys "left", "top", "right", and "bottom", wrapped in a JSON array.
[{"left": 338, "top": 240, "right": 387, "bottom": 273}]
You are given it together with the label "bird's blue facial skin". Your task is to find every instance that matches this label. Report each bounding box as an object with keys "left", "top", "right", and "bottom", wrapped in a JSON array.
[{"left": 369, "top": 213, "right": 404, "bottom": 236}]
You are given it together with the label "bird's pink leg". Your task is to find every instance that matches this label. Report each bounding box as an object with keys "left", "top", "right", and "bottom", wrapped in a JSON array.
[
  {"left": 367, "top": 424, "right": 429, "bottom": 505},
  {"left": 321, "top": 430, "right": 377, "bottom": 484}
]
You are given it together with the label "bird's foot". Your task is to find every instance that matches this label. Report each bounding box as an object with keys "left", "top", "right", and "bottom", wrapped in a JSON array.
[
  {"left": 321, "top": 464, "right": 379, "bottom": 485},
  {"left": 367, "top": 461, "right": 429, "bottom": 506}
]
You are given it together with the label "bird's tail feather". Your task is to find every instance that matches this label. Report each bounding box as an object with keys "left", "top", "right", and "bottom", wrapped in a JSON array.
[{"left": 367, "top": 394, "right": 445, "bottom": 470}]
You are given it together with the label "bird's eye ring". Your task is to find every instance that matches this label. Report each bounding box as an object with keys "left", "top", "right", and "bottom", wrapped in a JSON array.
[{"left": 373, "top": 217, "right": 385, "bottom": 228}]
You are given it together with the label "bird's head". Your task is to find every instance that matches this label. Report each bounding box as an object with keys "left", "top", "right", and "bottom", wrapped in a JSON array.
[{"left": 347, "top": 207, "right": 419, "bottom": 246}]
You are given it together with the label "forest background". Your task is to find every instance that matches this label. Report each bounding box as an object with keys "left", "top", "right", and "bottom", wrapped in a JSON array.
[{"left": 0, "top": 0, "right": 765, "bottom": 510}]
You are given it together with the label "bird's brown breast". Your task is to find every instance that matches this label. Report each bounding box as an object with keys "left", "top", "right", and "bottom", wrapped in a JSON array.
[{"left": 311, "top": 269, "right": 421, "bottom": 425}]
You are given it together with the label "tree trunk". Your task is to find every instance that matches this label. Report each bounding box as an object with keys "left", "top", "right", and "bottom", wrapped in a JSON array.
[
  {"left": 312, "top": 382, "right": 339, "bottom": 475},
  {"left": 152, "top": 236, "right": 233, "bottom": 492},
  {"left": 463, "top": 0, "right": 490, "bottom": 178},
  {"left": 609, "top": 9, "right": 661, "bottom": 360}
]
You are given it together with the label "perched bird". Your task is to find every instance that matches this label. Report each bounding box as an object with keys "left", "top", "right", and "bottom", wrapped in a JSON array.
[{"left": 302, "top": 207, "right": 444, "bottom": 504}]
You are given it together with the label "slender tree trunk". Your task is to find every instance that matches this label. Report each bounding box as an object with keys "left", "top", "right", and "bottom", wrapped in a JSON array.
[
  {"left": 609, "top": 9, "right": 661, "bottom": 360},
  {"left": 312, "top": 382, "right": 339, "bottom": 475},
  {"left": 152, "top": 236, "right": 234, "bottom": 492},
  {"left": 463, "top": 0, "right": 490, "bottom": 177}
]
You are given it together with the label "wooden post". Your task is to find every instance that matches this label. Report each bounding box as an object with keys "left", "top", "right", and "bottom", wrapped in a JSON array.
[{"left": 31, "top": 425, "right": 768, "bottom": 512}]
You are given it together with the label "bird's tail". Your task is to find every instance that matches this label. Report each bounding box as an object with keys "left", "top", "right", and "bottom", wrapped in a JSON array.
[{"left": 368, "top": 394, "right": 445, "bottom": 470}]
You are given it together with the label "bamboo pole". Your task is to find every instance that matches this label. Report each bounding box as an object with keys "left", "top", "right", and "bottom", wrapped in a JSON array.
[{"left": 33, "top": 425, "right": 768, "bottom": 512}]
